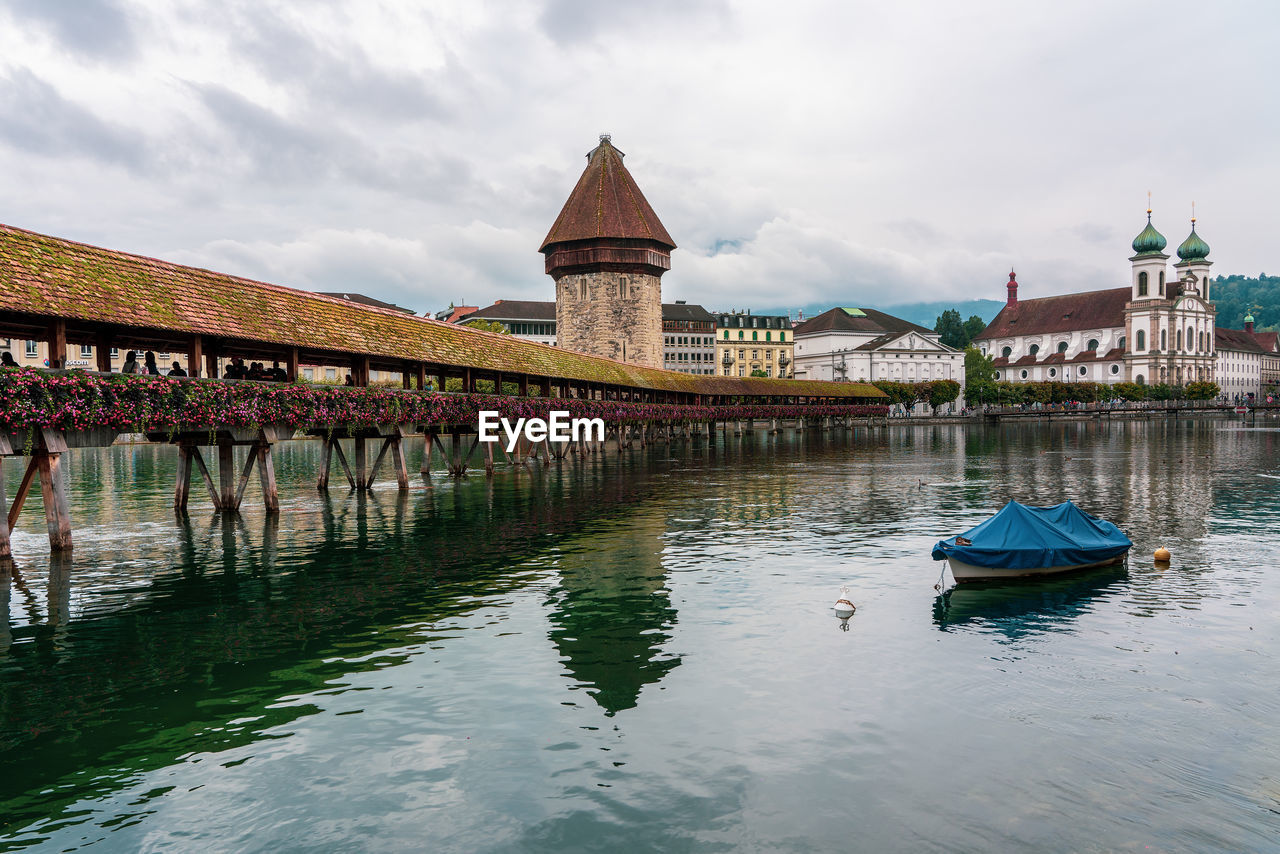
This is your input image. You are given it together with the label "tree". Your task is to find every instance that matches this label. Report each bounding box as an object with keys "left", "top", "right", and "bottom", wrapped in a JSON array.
[
  {"left": 963, "top": 315, "right": 987, "bottom": 343},
  {"left": 750, "top": 369, "right": 768, "bottom": 377},
  {"left": 871, "top": 380, "right": 916, "bottom": 408},
  {"left": 1113, "top": 382, "right": 1147, "bottom": 401},
  {"left": 927, "top": 379, "right": 961, "bottom": 412},
  {"left": 1184, "top": 381, "right": 1220, "bottom": 400},
  {"left": 933, "top": 309, "right": 968, "bottom": 349},
  {"left": 964, "top": 347, "right": 995, "bottom": 404},
  {"left": 463, "top": 319, "right": 511, "bottom": 334}
]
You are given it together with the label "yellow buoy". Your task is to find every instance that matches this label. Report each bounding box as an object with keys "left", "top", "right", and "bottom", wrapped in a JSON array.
[{"left": 1154, "top": 546, "right": 1171, "bottom": 562}]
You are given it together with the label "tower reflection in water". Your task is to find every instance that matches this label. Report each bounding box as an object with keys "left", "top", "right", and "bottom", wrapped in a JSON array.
[{"left": 545, "top": 509, "right": 680, "bottom": 715}]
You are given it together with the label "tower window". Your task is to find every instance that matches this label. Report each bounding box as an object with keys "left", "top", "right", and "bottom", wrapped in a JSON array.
[
  {"left": 579, "top": 280, "right": 587, "bottom": 300},
  {"left": 1159, "top": 271, "right": 1165, "bottom": 295},
  {"left": 1028, "top": 343, "right": 1040, "bottom": 356},
  {"left": 1087, "top": 338, "right": 1099, "bottom": 351},
  {"left": 1057, "top": 341, "right": 1068, "bottom": 353},
  {"left": 1136, "top": 329, "right": 1145, "bottom": 351},
  {"left": 1138, "top": 271, "right": 1148, "bottom": 296}
]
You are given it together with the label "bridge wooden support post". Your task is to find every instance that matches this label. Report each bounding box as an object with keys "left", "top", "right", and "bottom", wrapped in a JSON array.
[
  {"left": 390, "top": 436, "right": 409, "bottom": 490},
  {"left": 217, "top": 441, "right": 236, "bottom": 509},
  {"left": 317, "top": 437, "right": 356, "bottom": 492},
  {"left": 484, "top": 439, "right": 495, "bottom": 476},
  {"left": 353, "top": 437, "right": 368, "bottom": 488},
  {"left": 256, "top": 442, "right": 279, "bottom": 512},
  {"left": 36, "top": 450, "right": 72, "bottom": 552},
  {"left": 421, "top": 431, "right": 435, "bottom": 475},
  {"left": 0, "top": 445, "right": 10, "bottom": 562}
]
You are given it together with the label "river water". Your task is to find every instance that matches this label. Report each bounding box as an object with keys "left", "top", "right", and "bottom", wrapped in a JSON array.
[{"left": 2, "top": 419, "right": 1278, "bottom": 852}]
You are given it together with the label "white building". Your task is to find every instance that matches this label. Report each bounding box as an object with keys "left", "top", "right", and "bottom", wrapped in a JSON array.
[
  {"left": 792, "top": 307, "right": 964, "bottom": 409},
  {"left": 1215, "top": 326, "right": 1265, "bottom": 401},
  {"left": 976, "top": 209, "right": 1218, "bottom": 387}
]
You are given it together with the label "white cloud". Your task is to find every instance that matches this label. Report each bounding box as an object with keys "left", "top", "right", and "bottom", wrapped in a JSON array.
[{"left": 0, "top": 0, "right": 1276, "bottom": 316}]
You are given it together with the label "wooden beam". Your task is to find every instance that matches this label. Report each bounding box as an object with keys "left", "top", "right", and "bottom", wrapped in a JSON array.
[
  {"left": 218, "top": 441, "right": 235, "bottom": 509},
  {"left": 390, "top": 437, "right": 409, "bottom": 489},
  {"left": 233, "top": 443, "right": 258, "bottom": 510},
  {"left": 353, "top": 436, "right": 368, "bottom": 488},
  {"left": 0, "top": 458, "right": 10, "bottom": 561},
  {"left": 36, "top": 452, "right": 72, "bottom": 551},
  {"left": 190, "top": 446, "right": 221, "bottom": 509},
  {"left": 46, "top": 319, "right": 67, "bottom": 370},
  {"left": 366, "top": 436, "right": 393, "bottom": 490},
  {"left": 188, "top": 335, "right": 204, "bottom": 379},
  {"left": 318, "top": 437, "right": 333, "bottom": 491},
  {"left": 331, "top": 440, "right": 357, "bottom": 489},
  {"left": 257, "top": 442, "right": 279, "bottom": 512},
  {"left": 96, "top": 331, "right": 114, "bottom": 373},
  {"left": 174, "top": 443, "right": 193, "bottom": 510},
  {"left": 205, "top": 342, "right": 220, "bottom": 379},
  {"left": 416, "top": 363, "right": 427, "bottom": 392},
  {"left": 8, "top": 457, "right": 37, "bottom": 533},
  {"left": 285, "top": 347, "right": 299, "bottom": 383}
]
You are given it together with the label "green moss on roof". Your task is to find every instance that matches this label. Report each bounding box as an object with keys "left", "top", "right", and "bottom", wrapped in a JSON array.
[{"left": 0, "top": 223, "right": 884, "bottom": 400}]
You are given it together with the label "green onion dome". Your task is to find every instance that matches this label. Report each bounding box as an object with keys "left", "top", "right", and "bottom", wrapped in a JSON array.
[
  {"left": 1132, "top": 213, "right": 1167, "bottom": 255},
  {"left": 1244, "top": 313, "right": 1255, "bottom": 324},
  {"left": 1176, "top": 222, "right": 1210, "bottom": 261}
]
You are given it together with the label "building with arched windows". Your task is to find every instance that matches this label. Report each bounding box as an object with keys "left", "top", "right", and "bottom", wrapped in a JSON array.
[{"left": 975, "top": 208, "right": 1219, "bottom": 387}]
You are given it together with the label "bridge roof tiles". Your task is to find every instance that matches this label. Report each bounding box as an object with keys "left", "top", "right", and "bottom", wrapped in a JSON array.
[{"left": 0, "top": 223, "right": 881, "bottom": 400}]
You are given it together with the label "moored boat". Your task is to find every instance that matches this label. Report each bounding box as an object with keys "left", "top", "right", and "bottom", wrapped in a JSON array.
[{"left": 932, "top": 500, "right": 1132, "bottom": 582}]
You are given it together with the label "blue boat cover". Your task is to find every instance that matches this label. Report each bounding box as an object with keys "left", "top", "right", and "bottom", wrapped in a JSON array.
[{"left": 931, "top": 500, "right": 1132, "bottom": 570}]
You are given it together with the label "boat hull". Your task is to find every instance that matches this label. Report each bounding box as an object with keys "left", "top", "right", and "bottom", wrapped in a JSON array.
[{"left": 946, "top": 552, "right": 1128, "bottom": 582}]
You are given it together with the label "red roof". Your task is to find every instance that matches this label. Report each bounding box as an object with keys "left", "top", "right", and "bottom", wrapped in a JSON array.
[
  {"left": 1252, "top": 330, "right": 1278, "bottom": 353},
  {"left": 977, "top": 287, "right": 1129, "bottom": 339},
  {"left": 540, "top": 137, "right": 675, "bottom": 251},
  {"left": 0, "top": 222, "right": 882, "bottom": 399},
  {"left": 1216, "top": 327, "right": 1267, "bottom": 355},
  {"left": 441, "top": 306, "right": 478, "bottom": 323}
]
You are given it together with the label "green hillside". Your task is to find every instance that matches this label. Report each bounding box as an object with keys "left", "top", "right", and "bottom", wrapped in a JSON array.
[{"left": 1212, "top": 275, "right": 1279, "bottom": 330}]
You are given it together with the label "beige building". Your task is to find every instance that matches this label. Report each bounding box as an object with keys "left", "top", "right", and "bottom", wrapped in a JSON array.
[{"left": 716, "top": 312, "right": 794, "bottom": 378}]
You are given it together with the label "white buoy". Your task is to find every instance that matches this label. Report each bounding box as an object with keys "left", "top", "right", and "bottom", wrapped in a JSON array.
[{"left": 833, "top": 585, "right": 856, "bottom": 619}]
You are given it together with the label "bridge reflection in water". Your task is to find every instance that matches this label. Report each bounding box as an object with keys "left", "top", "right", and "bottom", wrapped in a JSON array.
[{"left": 0, "top": 442, "right": 684, "bottom": 837}]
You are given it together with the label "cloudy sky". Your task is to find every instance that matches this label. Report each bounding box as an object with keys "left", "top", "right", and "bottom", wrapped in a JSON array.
[{"left": 1, "top": 0, "right": 1275, "bottom": 316}]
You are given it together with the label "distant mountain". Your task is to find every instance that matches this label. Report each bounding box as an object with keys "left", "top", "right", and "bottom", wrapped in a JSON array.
[{"left": 757, "top": 298, "right": 1006, "bottom": 329}]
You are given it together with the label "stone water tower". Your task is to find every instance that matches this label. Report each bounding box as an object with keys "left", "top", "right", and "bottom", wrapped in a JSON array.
[{"left": 541, "top": 136, "right": 675, "bottom": 368}]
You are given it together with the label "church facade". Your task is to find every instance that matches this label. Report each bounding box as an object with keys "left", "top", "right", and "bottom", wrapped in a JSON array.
[{"left": 976, "top": 210, "right": 1218, "bottom": 387}]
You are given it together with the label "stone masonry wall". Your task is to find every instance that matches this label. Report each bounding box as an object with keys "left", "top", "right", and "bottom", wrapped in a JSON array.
[{"left": 555, "top": 270, "right": 663, "bottom": 368}]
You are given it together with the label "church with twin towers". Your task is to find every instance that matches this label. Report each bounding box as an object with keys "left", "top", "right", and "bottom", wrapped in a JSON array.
[{"left": 975, "top": 204, "right": 1220, "bottom": 388}]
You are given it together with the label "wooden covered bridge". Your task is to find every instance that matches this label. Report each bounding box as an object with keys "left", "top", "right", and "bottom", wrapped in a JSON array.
[{"left": 0, "top": 223, "right": 886, "bottom": 556}]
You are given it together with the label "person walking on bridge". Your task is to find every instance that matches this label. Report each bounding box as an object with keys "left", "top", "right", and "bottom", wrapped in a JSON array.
[{"left": 121, "top": 351, "right": 142, "bottom": 374}]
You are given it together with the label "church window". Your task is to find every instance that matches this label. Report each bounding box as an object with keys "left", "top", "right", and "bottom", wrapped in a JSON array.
[
  {"left": 1138, "top": 272, "right": 1148, "bottom": 296},
  {"left": 1028, "top": 344, "right": 1040, "bottom": 356},
  {"left": 1136, "top": 374, "right": 1145, "bottom": 385},
  {"left": 1079, "top": 366, "right": 1088, "bottom": 376},
  {"left": 1198, "top": 331, "right": 1204, "bottom": 351},
  {"left": 1048, "top": 368, "right": 1057, "bottom": 377},
  {"left": 1187, "top": 325, "right": 1194, "bottom": 351},
  {"left": 1160, "top": 330, "right": 1166, "bottom": 349},
  {"left": 1110, "top": 365, "right": 1120, "bottom": 375},
  {"left": 1087, "top": 339, "right": 1099, "bottom": 351},
  {"left": 1001, "top": 346, "right": 1012, "bottom": 358},
  {"left": 1118, "top": 336, "right": 1125, "bottom": 349},
  {"left": 1159, "top": 271, "right": 1165, "bottom": 295},
  {"left": 1177, "top": 329, "right": 1182, "bottom": 350},
  {"left": 1020, "top": 370, "right": 1028, "bottom": 379},
  {"left": 1136, "top": 330, "right": 1145, "bottom": 351},
  {"left": 1057, "top": 341, "right": 1068, "bottom": 353}
]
